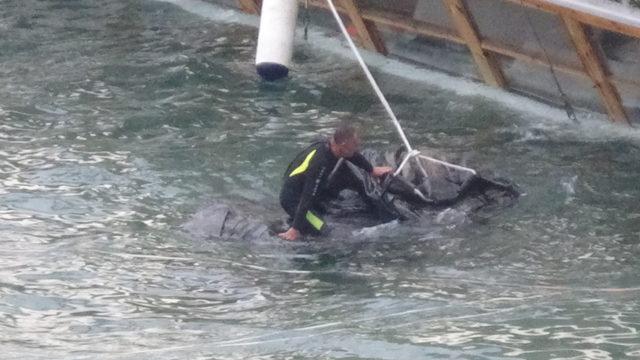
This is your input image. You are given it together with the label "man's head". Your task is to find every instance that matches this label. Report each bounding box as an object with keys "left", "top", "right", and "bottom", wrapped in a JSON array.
[{"left": 330, "top": 122, "right": 361, "bottom": 158}]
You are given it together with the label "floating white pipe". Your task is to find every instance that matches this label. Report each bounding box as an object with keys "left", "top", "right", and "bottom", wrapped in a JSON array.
[{"left": 255, "top": 0, "right": 299, "bottom": 81}]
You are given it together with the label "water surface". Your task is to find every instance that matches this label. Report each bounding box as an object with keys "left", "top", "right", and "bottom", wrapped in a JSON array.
[{"left": 1, "top": 1, "right": 639, "bottom": 359}]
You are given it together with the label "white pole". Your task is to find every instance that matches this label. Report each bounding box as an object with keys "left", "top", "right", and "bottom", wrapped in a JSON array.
[
  {"left": 419, "top": 155, "right": 476, "bottom": 175},
  {"left": 326, "top": 0, "right": 477, "bottom": 179},
  {"left": 325, "top": 0, "right": 414, "bottom": 154},
  {"left": 326, "top": 0, "right": 451, "bottom": 192}
]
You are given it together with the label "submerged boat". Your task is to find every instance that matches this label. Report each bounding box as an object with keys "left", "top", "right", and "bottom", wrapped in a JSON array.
[{"left": 182, "top": 147, "right": 519, "bottom": 241}]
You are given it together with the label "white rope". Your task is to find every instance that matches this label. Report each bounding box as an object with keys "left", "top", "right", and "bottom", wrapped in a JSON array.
[
  {"left": 418, "top": 155, "right": 476, "bottom": 175},
  {"left": 325, "top": 0, "right": 433, "bottom": 190},
  {"left": 325, "top": 0, "right": 414, "bottom": 154},
  {"left": 394, "top": 151, "right": 477, "bottom": 177}
]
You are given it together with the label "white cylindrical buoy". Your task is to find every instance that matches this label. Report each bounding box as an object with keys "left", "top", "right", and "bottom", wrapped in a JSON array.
[{"left": 255, "top": 0, "right": 299, "bottom": 81}]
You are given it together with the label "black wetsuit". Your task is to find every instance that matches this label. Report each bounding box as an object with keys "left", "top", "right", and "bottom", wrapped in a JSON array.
[{"left": 280, "top": 139, "right": 373, "bottom": 235}]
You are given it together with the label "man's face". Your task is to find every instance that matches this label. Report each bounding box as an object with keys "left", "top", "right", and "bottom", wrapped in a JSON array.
[{"left": 337, "top": 136, "right": 360, "bottom": 158}]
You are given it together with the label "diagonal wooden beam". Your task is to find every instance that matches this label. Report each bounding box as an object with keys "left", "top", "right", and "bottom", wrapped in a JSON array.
[
  {"left": 340, "top": 0, "right": 387, "bottom": 55},
  {"left": 363, "top": 8, "right": 464, "bottom": 45},
  {"left": 563, "top": 16, "right": 630, "bottom": 125},
  {"left": 442, "top": 0, "right": 507, "bottom": 88},
  {"left": 237, "top": 0, "right": 260, "bottom": 14},
  {"left": 305, "top": 0, "right": 640, "bottom": 89},
  {"left": 363, "top": 20, "right": 388, "bottom": 55}
]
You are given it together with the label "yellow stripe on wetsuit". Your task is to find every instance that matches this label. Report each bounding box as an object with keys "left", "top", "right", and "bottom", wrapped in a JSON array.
[
  {"left": 305, "top": 211, "right": 324, "bottom": 231},
  {"left": 289, "top": 149, "right": 317, "bottom": 177}
]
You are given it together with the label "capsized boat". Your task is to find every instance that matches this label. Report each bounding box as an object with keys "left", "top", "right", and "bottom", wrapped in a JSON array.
[{"left": 182, "top": 147, "right": 519, "bottom": 241}]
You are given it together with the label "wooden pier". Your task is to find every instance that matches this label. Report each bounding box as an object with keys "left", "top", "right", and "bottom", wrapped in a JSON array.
[{"left": 236, "top": 0, "right": 640, "bottom": 125}]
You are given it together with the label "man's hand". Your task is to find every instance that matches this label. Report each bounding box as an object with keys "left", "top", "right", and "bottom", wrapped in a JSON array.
[
  {"left": 278, "top": 227, "right": 301, "bottom": 241},
  {"left": 372, "top": 166, "right": 393, "bottom": 178}
]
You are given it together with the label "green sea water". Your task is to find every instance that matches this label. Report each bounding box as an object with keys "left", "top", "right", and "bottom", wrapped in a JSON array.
[{"left": 1, "top": 1, "right": 639, "bottom": 359}]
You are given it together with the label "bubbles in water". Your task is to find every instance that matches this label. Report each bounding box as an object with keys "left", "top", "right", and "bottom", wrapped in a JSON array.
[
  {"left": 351, "top": 220, "right": 400, "bottom": 238},
  {"left": 435, "top": 208, "right": 467, "bottom": 227},
  {"left": 561, "top": 175, "right": 578, "bottom": 204}
]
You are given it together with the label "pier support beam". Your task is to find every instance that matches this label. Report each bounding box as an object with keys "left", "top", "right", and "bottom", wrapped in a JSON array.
[
  {"left": 443, "top": 0, "right": 507, "bottom": 88},
  {"left": 303, "top": 0, "right": 637, "bottom": 125},
  {"left": 340, "top": 0, "right": 387, "bottom": 55},
  {"left": 237, "top": 0, "right": 260, "bottom": 14},
  {"left": 563, "top": 16, "right": 629, "bottom": 124}
]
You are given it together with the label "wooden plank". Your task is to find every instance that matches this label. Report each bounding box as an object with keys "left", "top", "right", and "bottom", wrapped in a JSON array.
[
  {"left": 360, "top": 7, "right": 640, "bottom": 89},
  {"left": 484, "top": 39, "right": 640, "bottom": 90},
  {"left": 305, "top": 0, "right": 640, "bottom": 92},
  {"left": 442, "top": 0, "right": 507, "bottom": 88},
  {"left": 507, "top": 0, "right": 640, "bottom": 39},
  {"left": 309, "top": 1, "right": 466, "bottom": 44},
  {"left": 237, "top": 0, "right": 260, "bottom": 14},
  {"left": 363, "top": 8, "right": 464, "bottom": 44},
  {"left": 363, "top": 7, "right": 586, "bottom": 79},
  {"left": 563, "top": 16, "right": 629, "bottom": 124},
  {"left": 340, "top": 0, "right": 387, "bottom": 54},
  {"left": 482, "top": 39, "right": 587, "bottom": 78},
  {"left": 363, "top": 20, "right": 388, "bottom": 55}
]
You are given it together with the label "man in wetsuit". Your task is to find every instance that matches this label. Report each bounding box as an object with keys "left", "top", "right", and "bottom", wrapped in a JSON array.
[{"left": 278, "top": 123, "right": 392, "bottom": 241}]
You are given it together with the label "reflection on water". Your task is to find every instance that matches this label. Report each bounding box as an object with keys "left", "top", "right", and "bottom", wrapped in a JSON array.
[{"left": 0, "top": 0, "right": 639, "bottom": 359}]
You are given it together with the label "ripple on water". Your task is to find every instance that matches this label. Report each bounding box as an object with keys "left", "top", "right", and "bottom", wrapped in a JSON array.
[{"left": 0, "top": 0, "right": 639, "bottom": 359}]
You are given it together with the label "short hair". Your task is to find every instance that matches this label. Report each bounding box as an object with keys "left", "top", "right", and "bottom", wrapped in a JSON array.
[{"left": 333, "top": 122, "right": 359, "bottom": 145}]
